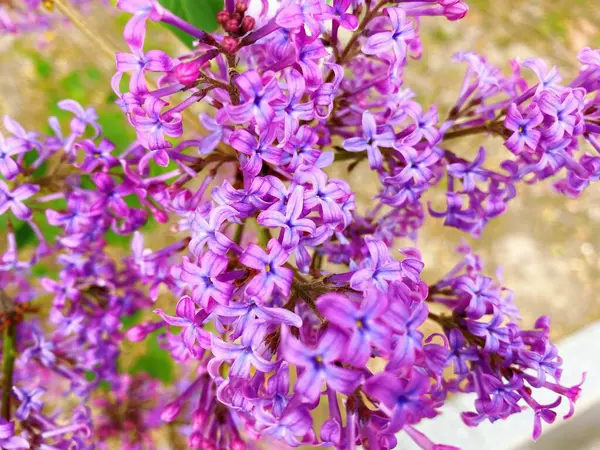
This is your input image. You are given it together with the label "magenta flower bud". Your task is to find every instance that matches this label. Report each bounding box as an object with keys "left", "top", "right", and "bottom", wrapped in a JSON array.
[
  {"left": 440, "top": 0, "right": 468, "bottom": 20},
  {"left": 217, "top": 10, "right": 230, "bottom": 25},
  {"left": 160, "top": 401, "right": 181, "bottom": 422},
  {"left": 222, "top": 36, "right": 238, "bottom": 53},
  {"left": 192, "top": 410, "right": 207, "bottom": 428},
  {"left": 188, "top": 432, "right": 204, "bottom": 449},
  {"left": 225, "top": 18, "right": 240, "bottom": 33},
  {"left": 126, "top": 324, "right": 150, "bottom": 342},
  {"left": 174, "top": 60, "right": 201, "bottom": 87},
  {"left": 231, "top": 438, "right": 247, "bottom": 450},
  {"left": 241, "top": 16, "right": 255, "bottom": 33},
  {"left": 235, "top": 0, "right": 248, "bottom": 14},
  {"left": 126, "top": 321, "right": 163, "bottom": 342}
]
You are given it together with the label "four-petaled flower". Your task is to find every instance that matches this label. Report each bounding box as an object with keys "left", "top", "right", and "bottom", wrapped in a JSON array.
[
  {"left": 343, "top": 111, "right": 395, "bottom": 169},
  {"left": 350, "top": 237, "right": 403, "bottom": 292},
  {"left": 228, "top": 70, "right": 281, "bottom": 130},
  {"left": 13, "top": 386, "right": 45, "bottom": 420},
  {"left": 230, "top": 127, "right": 282, "bottom": 178},
  {"left": 174, "top": 253, "right": 234, "bottom": 310},
  {"left": 363, "top": 369, "right": 435, "bottom": 433},
  {"left": 239, "top": 239, "right": 293, "bottom": 304},
  {"left": 258, "top": 186, "right": 316, "bottom": 249},
  {"left": 281, "top": 327, "right": 362, "bottom": 402},
  {"left": 317, "top": 292, "right": 390, "bottom": 366},
  {"left": 504, "top": 103, "right": 543, "bottom": 154},
  {"left": 154, "top": 295, "right": 210, "bottom": 357},
  {"left": 132, "top": 96, "right": 183, "bottom": 151},
  {"left": 362, "top": 8, "right": 415, "bottom": 66},
  {"left": 0, "top": 180, "right": 39, "bottom": 221}
]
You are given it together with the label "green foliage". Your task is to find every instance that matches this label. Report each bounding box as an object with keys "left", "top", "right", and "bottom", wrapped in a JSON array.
[
  {"left": 158, "top": 0, "right": 224, "bottom": 48},
  {"left": 129, "top": 330, "right": 174, "bottom": 384}
]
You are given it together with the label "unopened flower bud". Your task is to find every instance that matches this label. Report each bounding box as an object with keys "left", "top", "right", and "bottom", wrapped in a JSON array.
[
  {"left": 235, "top": 0, "right": 248, "bottom": 14},
  {"left": 173, "top": 59, "right": 201, "bottom": 87},
  {"left": 126, "top": 324, "right": 149, "bottom": 342},
  {"left": 188, "top": 432, "right": 204, "bottom": 449},
  {"left": 217, "top": 10, "right": 230, "bottom": 25},
  {"left": 160, "top": 401, "right": 181, "bottom": 422},
  {"left": 224, "top": 19, "right": 240, "bottom": 33},
  {"left": 440, "top": 0, "right": 468, "bottom": 20},
  {"left": 241, "top": 16, "right": 255, "bottom": 33},
  {"left": 222, "top": 36, "right": 238, "bottom": 53}
]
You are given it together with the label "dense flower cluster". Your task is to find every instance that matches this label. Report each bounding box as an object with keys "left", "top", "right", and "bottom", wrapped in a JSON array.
[{"left": 0, "top": 0, "right": 597, "bottom": 448}]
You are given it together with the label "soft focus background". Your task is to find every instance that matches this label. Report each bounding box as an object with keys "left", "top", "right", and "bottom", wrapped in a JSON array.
[{"left": 1, "top": 0, "right": 599, "bottom": 448}]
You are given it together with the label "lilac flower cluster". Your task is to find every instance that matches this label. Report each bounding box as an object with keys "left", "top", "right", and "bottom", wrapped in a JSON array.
[{"left": 0, "top": 0, "right": 597, "bottom": 448}]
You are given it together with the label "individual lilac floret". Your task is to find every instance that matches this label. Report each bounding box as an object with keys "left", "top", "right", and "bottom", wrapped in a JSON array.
[
  {"left": 239, "top": 239, "right": 293, "bottom": 304},
  {"left": 343, "top": 111, "right": 395, "bottom": 169},
  {"left": 154, "top": 295, "right": 210, "bottom": 357},
  {"left": 281, "top": 327, "right": 362, "bottom": 402}
]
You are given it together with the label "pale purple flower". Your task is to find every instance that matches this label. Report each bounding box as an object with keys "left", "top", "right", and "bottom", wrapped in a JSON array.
[
  {"left": 363, "top": 369, "right": 434, "bottom": 432},
  {"left": 0, "top": 419, "right": 29, "bottom": 449},
  {"left": 447, "top": 147, "right": 488, "bottom": 192},
  {"left": 281, "top": 328, "right": 362, "bottom": 401},
  {"left": 362, "top": 8, "right": 415, "bottom": 65},
  {"left": 239, "top": 239, "right": 293, "bottom": 304},
  {"left": 132, "top": 96, "right": 183, "bottom": 151},
  {"left": 173, "top": 253, "right": 234, "bottom": 309},
  {"left": 227, "top": 71, "right": 281, "bottom": 130},
  {"left": 0, "top": 131, "right": 25, "bottom": 180},
  {"left": 76, "top": 139, "right": 119, "bottom": 172},
  {"left": 0, "top": 181, "right": 39, "bottom": 220},
  {"left": 343, "top": 111, "right": 395, "bottom": 169},
  {"left": 13, "top": 386, "right": 45, "bottom": 420},
  {"left": 350, "top": 237, "right": 403, "bottom": 292},
  {"left": 317, "top": 292, "right": 390, "bottom": 366},
  {"left": 210, "top": 323, "right": 277, "bottom": 378},
  {"left": 258, "top": 186, "right": 316, "bottom": 249},
  {"left": 229, "top": 127, "right": 282, "bottom": 178},
  {"left": 387, "top": 145, "right": 439, "bottom": 186},
  {"left": 154, "top": 295, "right": 210, "bottom": 357}
]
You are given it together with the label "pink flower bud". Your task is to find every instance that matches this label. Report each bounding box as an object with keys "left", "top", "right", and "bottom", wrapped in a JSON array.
[
  {"left": 224, "top": 19, "right": 240, "bottom": 33},
  {"left": 217, "top": 10, "right": 231, "bottom": 25},
  {"left": 440, "top": 0, "right": 468, "bottom": 21},
  {"left": 174, "top": 60, "right": 201, "bottom": 87},
  {"left": 188, "top": 432, "right": 204, "bottom": 449},
  {"left": 126, "top": 324, "right": 149, "bottom": 342},
  {"left": 222, "top": 36, "right": 238, "bottom": 53},
  {"left": 160, "top": 401, "right": 181, "bottom": 422},
  {"left": 241, "top": 16, "right": 255, "bottom": 33}
]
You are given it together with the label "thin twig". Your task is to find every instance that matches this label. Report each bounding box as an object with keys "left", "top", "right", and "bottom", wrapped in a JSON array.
[{"left": 0, "top": 290, "right": 16, "bottom": 421}]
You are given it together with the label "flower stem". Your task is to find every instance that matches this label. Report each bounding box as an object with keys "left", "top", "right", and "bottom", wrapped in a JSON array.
[{"left": 0, "top": 291, "right": 16, "bottom": 421}]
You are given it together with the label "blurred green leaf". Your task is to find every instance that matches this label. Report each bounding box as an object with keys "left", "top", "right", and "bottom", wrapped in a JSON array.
[
  {"left": 28, "top": 53, "right": 54, "bottom": 79},
  {"left": 183, "top": 0, "right": 222, "bottom": 33},
  {"left": 158, "top": 0, "right": 223, "bottom": 48},
  {"left": 129, "top": 330, "right": 174, "bottom": 383},
  {"left": 121, "top": 310, "right": 143, "bottom": 329},
  {"left": 15, "top": 222, "right": 35, "bottom": 248}
]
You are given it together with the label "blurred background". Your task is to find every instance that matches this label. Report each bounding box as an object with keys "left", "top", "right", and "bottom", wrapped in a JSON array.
[{"left": 1, "top": 0, "right": 599, "bottom": 448}]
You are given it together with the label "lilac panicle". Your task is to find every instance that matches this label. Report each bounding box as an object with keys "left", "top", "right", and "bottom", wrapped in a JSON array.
[{"left": 0, "top": 0, "right": 596, "bottom": 448}]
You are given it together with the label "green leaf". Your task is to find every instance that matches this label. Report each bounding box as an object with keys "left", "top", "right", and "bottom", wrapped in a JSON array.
[
  {"left": 182, "top": 0, "right": 222, "bottom": 33},
  {"left": 121, "top": 310, "right": 143, "bottom": 329},
  {"left": 15, "top": 222, "right": 35, "bottom": 248},
  {"left": 129, "top": 330, "right": 174, "bottom": 383},
  {"left": 158, "top": 0, "right": 223, "bottom": 48}
]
